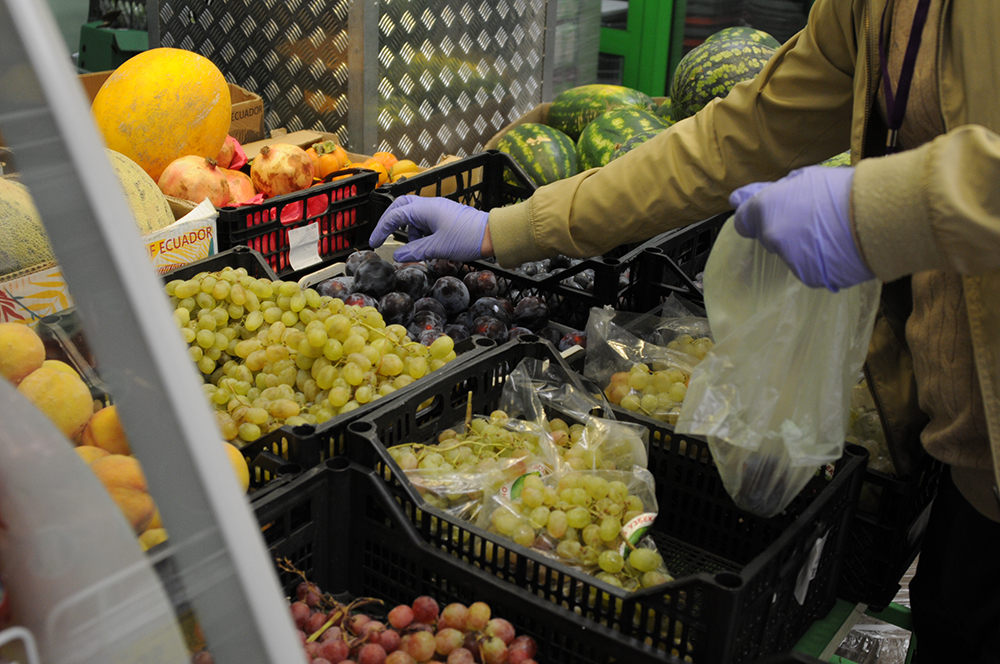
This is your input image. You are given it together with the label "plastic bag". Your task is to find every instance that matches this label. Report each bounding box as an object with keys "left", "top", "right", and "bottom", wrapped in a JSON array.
[
  {"left": 476, "top": 467, "right": 673, "bottom": 591},
  {"left": 501, "top": 356, "right": 649, "bottom": 471},
  {"left": 675, "top": 217, "right": 881, "bottom": 517},
  {"left": 584, "top": 303, "right": 714, "bottom": 425}
]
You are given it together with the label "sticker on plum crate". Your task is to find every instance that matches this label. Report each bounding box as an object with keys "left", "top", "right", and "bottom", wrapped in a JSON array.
[{"left": 288, "top": 222, "right": 323, "bottom": 272}]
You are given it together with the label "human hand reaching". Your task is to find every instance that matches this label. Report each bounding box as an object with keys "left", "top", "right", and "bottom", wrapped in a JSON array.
[
  {"left": 368, "top": 195, "right": 489, "bottom": 263},
  {"left": 729, "top": 166, "right": 875, "bottom": 292}
]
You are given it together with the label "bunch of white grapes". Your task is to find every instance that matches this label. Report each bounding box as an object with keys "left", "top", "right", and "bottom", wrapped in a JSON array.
[{"left": 165, "top": 267, "right": 457, "bottom": 446}]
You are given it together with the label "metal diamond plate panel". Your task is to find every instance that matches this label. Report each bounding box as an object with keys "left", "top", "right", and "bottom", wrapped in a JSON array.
[
  {"left": 157, "top": 0, "right": 353, "bottom": 146},
  {"left": 154, "top": 0, "right": 569, "bottom": 164},
  {"left": 375, "top": 0, "right": 547, "bottom": 163}
]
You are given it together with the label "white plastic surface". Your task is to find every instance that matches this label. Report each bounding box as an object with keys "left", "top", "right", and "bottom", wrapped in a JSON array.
[{"left": 0, "top": 380, "right": 188, "bottom": 664}]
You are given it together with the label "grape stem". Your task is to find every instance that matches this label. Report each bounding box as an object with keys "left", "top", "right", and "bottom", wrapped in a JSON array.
[{"left": 464, "top": 390, "right": 473, "bottom": 433}]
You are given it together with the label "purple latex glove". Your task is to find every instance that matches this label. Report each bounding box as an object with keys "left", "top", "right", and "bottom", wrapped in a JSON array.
[
  {"left": 729, "top": 166, "right": 875, "bottom": 292},
  {"left": 369, "top": 195, "right": 488, "bottom": 263}
]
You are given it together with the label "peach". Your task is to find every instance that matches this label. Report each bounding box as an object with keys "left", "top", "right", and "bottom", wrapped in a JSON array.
[
  {"left": 107, "top": 487, "right": 156, "bottom": 534},
  {"left": 0, "top": 322, "right": 45, "bottom": 385},
  {"left": 17, "top": 366, "right": 94, "bottom": 440},
  {"left": 224, "top": 442, "right": 250, "bottom": 493},
  {"left": 75, "top": 445, "right": 110, "bottom": 464},
  {"left": 81, "top": 405, "right": 132, "bottom": 456},
  {"left": 90, "top": 454, "right": 147, "bottom": 492}
]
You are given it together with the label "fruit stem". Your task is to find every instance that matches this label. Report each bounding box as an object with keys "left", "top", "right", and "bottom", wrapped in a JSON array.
[{"left": 464, "top": 391, "right": 473, "bottom": 434}]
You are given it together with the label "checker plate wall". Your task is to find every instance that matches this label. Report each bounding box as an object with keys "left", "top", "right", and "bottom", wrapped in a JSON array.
[{"left": 157, "top": 0, "right": 549, "bottom": 166}]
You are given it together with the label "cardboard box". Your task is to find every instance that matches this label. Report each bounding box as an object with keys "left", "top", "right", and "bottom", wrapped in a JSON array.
[{"left": 78, "top": 71, "right": 266, "bottom": 144}]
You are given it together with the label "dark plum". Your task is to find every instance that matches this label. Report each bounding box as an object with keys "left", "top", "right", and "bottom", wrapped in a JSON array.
[
  {"left": 471, "top": 316, "right": 508, "bottom": 343},
  {"left": 345, "top": 250, "right": 380, "bottom": 276},
  {"left": 467, "top": 297, "right": 513, "bottom": 328},
  {"left": 463, "top": 270, "right": 500, "bottom": 301},
  {"left": 393, "top": 265, "right": 432, "bottom": 300},
  {"left": 449, "top": 311, "right": 470, "bottom": 330},
  {"left": 507, "top": 326, "right": 534, "bottom": 341},
  {"left": 352, "top": 258, "right": 397, "bottom": 298},
  {"left": 426, "top": 258, "right": 463, "bottom": 278},
  {"left": 539, "top": 326, "right": 564, "bottom": 347},
  {"left": 413, "top": 297, "right": 447, "bottom": 319},
  {"left": 378, "top": 291, "right": 414, "bottom": 326},
  {"left": 344, "top": 292, "right": 378, "bottom": 309},
  {"left": 548, "top": 255, "right": 573, "bottom": 270},
  {"left": 444, "top": 324, "right": 471, "bottom": 342},
  {"left": 513, "top": 296, "right": 549, "bottom": 331},
  {"left": 315, "top": 276, "right": 353, "bottom": 300},
  {"left": 430, "top": 276, "right": 470, "bottom": 316},
  {"left": 558, "top": 330, "right": 588, "bottom": 352},
  {"left": 418, "top": 329, "right": 447, "bottom": 346},
  {"left": 408, "top": 310, "right": 446, "bottom": 339}
]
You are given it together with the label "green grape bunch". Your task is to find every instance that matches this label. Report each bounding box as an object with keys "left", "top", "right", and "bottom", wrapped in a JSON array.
[
  {"left": 544, "top": 416, "right": 647, "bottom": 471},
  {"left": 482, "top": 470, "right": 673, "bottom": 592},
  {"left": 165, "top": 267, "right": 458, "bottom": 446}
]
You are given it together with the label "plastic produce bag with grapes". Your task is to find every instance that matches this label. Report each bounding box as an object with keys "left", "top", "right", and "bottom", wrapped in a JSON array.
[
  {"left": 476, "top": 467, "right": 674, "bottom": 592},
  {"left": 675, "top": 218, "right": 881, "bottom": 517},
  {"left": 501, "top": 356, "right": 649, "bottom": 471},
  {"left": 584, "top": 302, "right": 714, "bottom": 425}
]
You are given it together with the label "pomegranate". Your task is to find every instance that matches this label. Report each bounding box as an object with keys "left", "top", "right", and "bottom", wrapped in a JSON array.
[
  {"left": 216, "top": 135, "right": 239, "bottom": 169},
  {"left": 250, "top": 143, "right": 315, "bottom": 198},
  {"left": 221, "top": 167, "right": 257, "bottom": 206},
  {"left": 157, "top": 155, "right": 230, "bottom": 207}
]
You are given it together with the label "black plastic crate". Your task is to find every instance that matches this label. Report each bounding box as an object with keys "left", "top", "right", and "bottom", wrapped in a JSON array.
[
  {"left": 215, "top": 170, "right": 379, "bottom": 278},
  {"left": 161, "top": 245, "right": 278, "bottom": 282},
  {"left": 837, "top": 454, "right": 942, "bottom": 611},
  {"left": 630, "top": 212, "right": 727, "bottom": 310},
  {"left": 340, "top": 337, "right": 867, "bottom": 664}
]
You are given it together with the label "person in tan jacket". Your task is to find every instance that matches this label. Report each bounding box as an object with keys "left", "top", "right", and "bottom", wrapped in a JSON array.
[{"left": 371, "top": 0, "right": 1000, "bottom": 658}]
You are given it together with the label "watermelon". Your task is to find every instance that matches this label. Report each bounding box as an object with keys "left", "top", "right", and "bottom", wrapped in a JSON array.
[
  {"left": 497, "top": 123, "right": 578, "bottom": 187},
  {"left": 670, "top": 37, "right": 777, "bottom": 121},
  {"left": 609, "top": 131, "right": 662, "bottom": 162},
  {"left": 705, "top": 26, "right": 781, "bottom": 49},
  {"left": 655, "top": 98, "right": 676, "bottom": 125},
  {"left": 820, "top": 150, "right": 852, "bottom": 167},
  {"left": 547, "top": 84, "right": 655, "bottom": 142},
  {"left": 576, "top": 107, "right": 669, "bottom": 171}
]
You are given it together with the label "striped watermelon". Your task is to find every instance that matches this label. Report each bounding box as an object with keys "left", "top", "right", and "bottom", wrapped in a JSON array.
[
  {"left": 547, "top": 84, "right": 655, "bottom": 142},
  {"left": 670, "top": 37, "right": 777, "bottom": 121},
  {"left": 497, "top": 123, "right": 578, "bottom": 187},
  {"left": 576, "top": 107, "right": 669, "bottom": 171},
  {"left": 705, "top": 26, "right": 781, "bottom": 49},
  {"left": 609, "top": 131, "right": 662, "bottom": 162},
  {"left": 655, "top": 98, "right": 676, "bottom": 125},
  {"left": 820, "top": 150, "right": 852, "bottom": 167}
]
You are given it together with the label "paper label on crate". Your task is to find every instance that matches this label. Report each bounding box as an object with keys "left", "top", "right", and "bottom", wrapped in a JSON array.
[
  {"left": 794, "top": 531, "right": 828, "bottom": 605},
  {"left": 618, "top": 512, "right": 657, "bottom": 555},
  {"left": 288, "top": 222, "right": 322, "bottom": 271},
  {"left": 143, "top": 198, "right": 218, "bottom": 274},
  {"left": 499, "top": 463, "right": 550, "bottom": 500}
]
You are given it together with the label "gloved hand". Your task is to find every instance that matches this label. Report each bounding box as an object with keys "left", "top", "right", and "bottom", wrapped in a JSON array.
[
  {"left": 369, "top": 195, "right": 489, "bottom": 263},
  {"left": 729, "top": 165, "right": 875, "bottom": 292}
]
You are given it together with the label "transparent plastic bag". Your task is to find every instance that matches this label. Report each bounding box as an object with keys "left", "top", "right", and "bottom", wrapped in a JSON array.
[
  {"left": 675, "top": 218, "right": 881, "bottom": 517},
  {"left": 584, "top": 304, "right": 714, "bottom": 425},
  {"left": 476, "top": 467, "right": 673, "bottom": 591},
  {"left": 502, "top": 356, "right": 649, "bottom": 471}
]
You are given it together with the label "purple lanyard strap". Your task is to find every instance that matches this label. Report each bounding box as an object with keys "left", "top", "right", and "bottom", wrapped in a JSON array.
[{"left": 877, "top": 0, "right": 934, "bottom": 154}]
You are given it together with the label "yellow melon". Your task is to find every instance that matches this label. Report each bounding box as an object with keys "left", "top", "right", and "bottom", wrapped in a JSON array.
[
  {"left": 0, "top": 149, "right": 175, "bottom": 276},
  {"left": 91, "top": 48, "right": 231, "bottom": 182}
]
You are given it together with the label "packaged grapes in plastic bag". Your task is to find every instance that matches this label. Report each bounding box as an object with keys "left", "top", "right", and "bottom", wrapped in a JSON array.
[
  {"left": 477, "top": 467, "right": 674, "bottom": 591},
  {"left": 501, "top": 356, "right": 649, "bottom": 471},
  {"left": 675, "top": 218, "right": 881, "bottom": 517},
  {"left": 386, "top": 409, "right": 558, "bottom": 521},
  {"left": 583, "top": 303, "right": 714, "bottom": 425}
]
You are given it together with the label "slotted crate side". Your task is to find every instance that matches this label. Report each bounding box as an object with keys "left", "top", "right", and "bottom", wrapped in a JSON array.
[
  {"left": 836, "top": 454, "right": 942, "bottom": 610},
  {"left": 341, "top": 337, "right": 867, "bottom": 663},
  {"left": 161, "top": 245, "right": 279, "bottom": 282},
  {"left": 215, "top": 171, "right": 379, "bottom": 279}
]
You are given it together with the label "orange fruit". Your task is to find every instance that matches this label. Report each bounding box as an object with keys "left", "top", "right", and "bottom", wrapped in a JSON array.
[
  {"left": 360, "top": 158, "right": 389, "bottom": 186},
  {"left": 372, "top": 151, "right": 399, "bottom": 170}
]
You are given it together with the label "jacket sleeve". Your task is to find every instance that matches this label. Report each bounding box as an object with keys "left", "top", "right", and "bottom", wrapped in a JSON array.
[
  {"left": 853, "top": 125, "right": 1000, "bottom": 279},
  {"left": 489, "top": 0, "right": 861, "bottom": 268}
]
